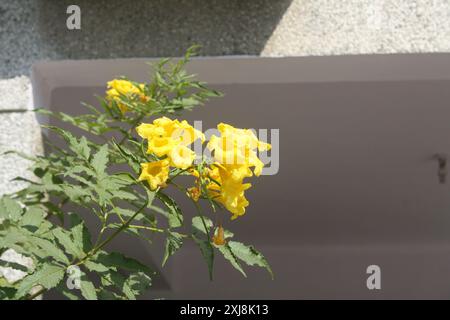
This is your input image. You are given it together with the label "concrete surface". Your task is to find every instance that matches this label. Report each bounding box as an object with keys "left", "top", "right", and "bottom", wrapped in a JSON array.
[
  {"left": 0, "top": 0, "right": 292, "bottom": 78},
  {"left": 0, "top": 111, "right": 43, "bottom": 195},
  {"left": 263, "top": 0, "right": 450, "bottom": 56},
  {"left": 0, "top": 76, "right": 31, "bottom": 111}
]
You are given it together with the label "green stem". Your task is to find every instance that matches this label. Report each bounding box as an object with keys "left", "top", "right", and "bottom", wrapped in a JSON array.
[{"left": 76, "top": 200, "right": 148, "bottom": 265}]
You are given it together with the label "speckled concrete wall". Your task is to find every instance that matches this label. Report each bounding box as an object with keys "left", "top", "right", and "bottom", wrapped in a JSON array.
[{"left": 1, "top": 0, "right": 450, "bottom": 195}]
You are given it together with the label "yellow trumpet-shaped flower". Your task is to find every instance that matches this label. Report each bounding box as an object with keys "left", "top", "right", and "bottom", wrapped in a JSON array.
[
  {"left": 147, "top": 136, "right": 177, "bottom": 158},
  {"left": 206, "top": 163, "right": 252, "bottom": 220},
  {"left": 169, "top": 144, "right": 196, "bottom": 169},
  {"left": 138, "top": 159, "right": 170, "bottom": 191},
  {"left": 136, "top": 117, "right": 204, "bottom": 169},
  {"left": 207, "top": 123, "right": 270, "bottom": 177},
  {"left": 220, "top": 178, "right": 251, "bottom": 220},
  {"left": 217, "top": 123, "right": 271, "bottom": 152},
  {"left": 106, "top": 79, "right": 148, "bottom": 113}
]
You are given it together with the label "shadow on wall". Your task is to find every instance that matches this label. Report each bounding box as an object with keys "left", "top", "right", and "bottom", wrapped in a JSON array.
[{"left": 37, "top": 0, "right": 292, "bottom": 58}]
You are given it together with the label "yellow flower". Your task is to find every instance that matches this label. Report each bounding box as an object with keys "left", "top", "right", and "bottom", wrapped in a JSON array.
[
  {"left": 137, "top": 117, "right": 204, "bottom": 145},
  {"left": 207, "top": 123, "right": 270, "bottom": 177},
  {"left": 205, "top": 163, "right": 251, "bottom": 219},
  {"left": 147, "top": 136, "right": 177, "bottom": 157},
  {"left": 217, "top": 123, "right": 271, "bottom": 151},
  {"left": 138, "top": 159, "right": 170, "bottom": 190},
  {"left": 169, "top": 144, "right": 196, "bottom": 169},
  {"left": 220, "top": 178, "right": 251, "bottom": 219},
  {"left": 176, "top": 120, "right": 205, "bottom": 145},
  {"left": 106, "top": 79, "right": 147, "bottom": 113},
  {"left": 136, "top": 117, "right": 204, "bottom": 169}
]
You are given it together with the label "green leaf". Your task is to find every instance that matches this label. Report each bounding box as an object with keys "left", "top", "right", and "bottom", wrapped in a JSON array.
[
  {"left": 53, "top": 228, "right": 83, "bottom": 259},
  {"left": 31, "top": 237, "right": 70, "bottom": 265},
  {"left": 162, "top": 231, "right": 183, "bottom": 266},
  {"left": 61, "top": 185, "right": 91, "bottom": 203},
  {"left": 21, "top": 206, "right": 45, "bottom": 229},
  {"left": 94, "top": 252, "right": 153, "bottom": 276},
  {"left": 84, "top": 260, "right": 111, "bottom": 273},
  {"left": 91, "top": 144, "right": 109, "bottom": 177},
  {"left": 124, "top": 272, "right": 152, "bottom": 299},
  {"left": 15, "top": 265, "right": 64, "bottom": 298},
  {"left": 216, "top": 243, "right": 246, "bottom": 278},
  {"left": 192, "top": 234, "right": 214, "bottom": 280},
  {"left": 0, "top": 227, "right": 28, "bottom": 250},
  {"left": 192, "top": 216, "right": 212, "bottom": 236},
  {"left": 111, "top": 141, "right": 140, "bottom": 173},
  {"left": 78, "top": 136, "right": 91, "bottom": 160},
  {"left": 228, "top": 241, "right": 273, "bottom": 279},
  {"left": 80, "top": 273, "right": 98, "bottom": 300},
  {"left": 100, "top": 270, "right": 134, "bottom": 300},
  {"left": 112, "top": 190, "right": 137, "bottom": 201},
  {"left": 156, "top": 192, "right": 183, "bottom": 228},
  {"left": 192, "top": 216, "right": 214, "bottom": 280},
  {"left": 69, "top": 213, "right": 92, "bottom": 254},
  {"left": 0, "top": 197, "right": 23, "bottom": 221}
]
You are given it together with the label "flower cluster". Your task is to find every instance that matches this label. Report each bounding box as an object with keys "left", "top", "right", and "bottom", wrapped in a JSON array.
[
  {"left": 137, "top": 117, "right": 203, "bottom": 189},
  {"left": 106, "top": 79, "right": 148, "bottom": 113},
  {"left": 205, "top": 124, "right": 271, "bottom": 219},
  {"left": 136, "top": 117, "right": 270, "bottom": 220}
]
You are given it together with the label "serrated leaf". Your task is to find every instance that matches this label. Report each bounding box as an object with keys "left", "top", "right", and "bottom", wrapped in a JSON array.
[
  {"left": 192, "top": 216, "right": 213, "bottom": 236},
  {"left": 192, "top": 234, "right": 214, "bottom": 280},
  {"left": 43, "top": 126, "right": 78, "bottom": 149},
  {"left": 31, "top": 237, "right": 70, "bottom": 265},
  {"left": 100, "top": 270, "right": 134, "bottom": 300},
  {"left": 15, "top": 265, "right": 64, "bottom": 298},
  {"left": 110, "top": 172, "right": 136, "bottom": 185},
  {"left": 192, "top": 216, "right": 214, "bottom": 280},
  {"left": 111, "top": 141, "right": 140, "bottom": 173},
  {"left": 61, "top": 185, "right": 91, "bottom": 203},
  {"left": 125, "top": 272, "right": 152, "bottom": 299},
  {"left": 80, "top": 273, "right": 98, "bottom": 300},
  {"left": 216, "top": 243, "right": 246, "bottom": 278},
  {"left": 84, "top": 260, "right": 111, "bottom": 273},
  {"left": 69, "top": 213, "right": 92, "bottom": 254},
  {"left": 0, "top": 227, "right": 28, "bottom": 250},
  {"left": 53, "top": 228, "right": 83, "bottom": 258},
  {"left": 156, "top": 192, "right": 183, "bottom": 228},
  {"left": 78, "top": 136, "right": 91, "bottom": 160},
  {"left": 94, "top": 252, "right": 153, "bottom": 276},
  {"left": 91, "top": 144, "right": 109, "bottom": 177},
  {"left": 162, "top": 231, "right": 183, "bottom": 266},
  {"left": 228, "top": 241, "right": 273, "bottom": 279},
  {"left": 112, "top": 190, "right": 137, "bottom": 201},
  {"left": 21, "top": 206, "right": 45, "bottom": 229},
  {"left": 0, "top": 197, "right": 23, "bottom": 221}
]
